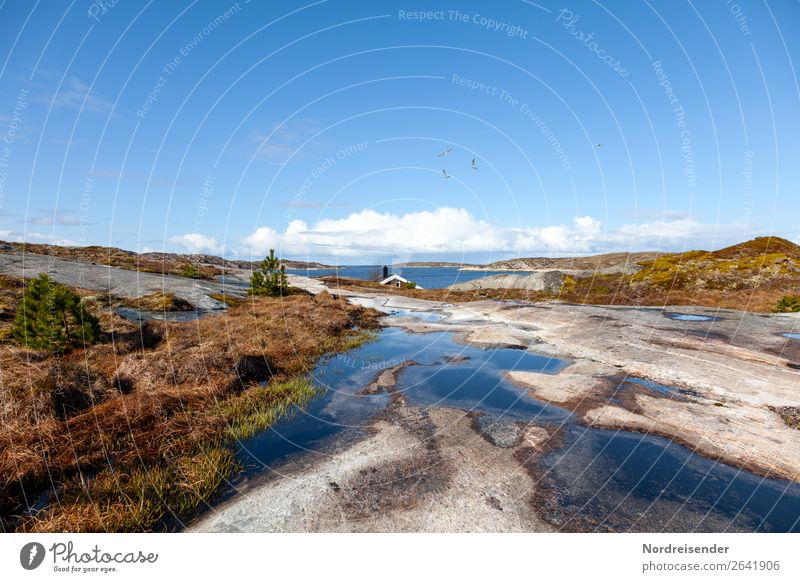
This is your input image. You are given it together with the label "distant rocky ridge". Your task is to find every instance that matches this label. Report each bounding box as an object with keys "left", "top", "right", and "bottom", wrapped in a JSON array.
[
  {"left": 0, "top": 241, "right": 335, "bottom": 273},
  {"left": 138, "top": 251, "right": 333, "bottom": 271}
]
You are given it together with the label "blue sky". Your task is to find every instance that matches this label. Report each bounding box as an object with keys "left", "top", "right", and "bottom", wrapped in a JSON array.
[{"left": 0, "top": 0, "right": 798, "bottom": 264}]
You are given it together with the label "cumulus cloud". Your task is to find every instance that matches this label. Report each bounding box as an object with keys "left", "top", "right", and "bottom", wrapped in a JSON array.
[
  {"left": 167, "top": 233, "right": 224, "bottom": 255},
  {"left": 166, "top": 206, "right": 754, "bottom": 261},
  {"left": 237, "top": 207, "right": 753, "bottom": 260},
  {"left": 514, "top": 216, "right": 603, "bottom": 253},
  {"left": 240, "top": 207, "right": 509, "bottom": 258}
]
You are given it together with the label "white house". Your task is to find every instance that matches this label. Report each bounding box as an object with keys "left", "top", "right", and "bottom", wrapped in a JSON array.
[{"left": 378, "top": 274, "right": 424, "bottom": 289}]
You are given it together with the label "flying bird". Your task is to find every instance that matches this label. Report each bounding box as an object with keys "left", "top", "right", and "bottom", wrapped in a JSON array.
[
  {"left": 471, "top": 158, "right": 478, "bottom": 171},
  {"left": 437, "top": 148, "right": 452, "bottom": 157},
  {"left": 442, "top": 169, "right": 452, "bottom": 179}
]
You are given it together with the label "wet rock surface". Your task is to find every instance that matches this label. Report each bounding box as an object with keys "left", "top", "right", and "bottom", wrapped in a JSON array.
[
  {"left": 379, "top": 294, "right": 800, "bottom": 482},
  {"left": 191, "top": 405, "right": 555, "bottom": 532},
  {"left": 189, "top": 277, "right": 800, "bottom": 532}
]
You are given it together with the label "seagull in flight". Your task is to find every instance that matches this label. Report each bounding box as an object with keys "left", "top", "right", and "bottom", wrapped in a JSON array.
[
  {"left": 442, "top": 169, "right": 452, "bottom": 179},
  {"left": 437, "top": 148, "right": 452, "bottom": 157},
  {"left": 471, "top": 158, "right": 478, "bottom": 171}
]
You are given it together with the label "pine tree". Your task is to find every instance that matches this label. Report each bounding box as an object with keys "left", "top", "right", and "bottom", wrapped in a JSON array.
[
  {"left": 249, "top": 249, "right": 289, "bottom": 296},
  {"left": 12, "top": 273, "right": 101, "bottom": 352},
  {"left": 180, "top": 262, "right": 200, "bottom": 278}
]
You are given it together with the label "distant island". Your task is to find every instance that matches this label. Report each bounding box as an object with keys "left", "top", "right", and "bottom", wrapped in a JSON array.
[
  {"left": 394, "top": 261, "right": 476, "bottom": 268},
  {"left": 397, "top": 251, "right": 663, "bottom": 273}
]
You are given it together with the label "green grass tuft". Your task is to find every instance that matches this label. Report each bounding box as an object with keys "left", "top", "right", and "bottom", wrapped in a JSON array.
[{"left": 222, "top": 378, "right": 319, "bottom": 441}]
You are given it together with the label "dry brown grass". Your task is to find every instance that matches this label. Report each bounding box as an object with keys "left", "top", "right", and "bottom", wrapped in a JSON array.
[
  {"left": 557, "top": 271, "right": 799, "bottom": 312},
  {"left": 0, "top": 287, "right": 381, "bottom": 532},
  {"left": 566, "top": 286, "right": 798, "bottom": 312},
  {"left": 322, "top": 276, "right": 800, "bottom": 313},
  {"left": 320, "top": 276, "right": 552, "bottom": 304},
  {"left": 0, "top": 275, "right": 24, "bottom": 339}
]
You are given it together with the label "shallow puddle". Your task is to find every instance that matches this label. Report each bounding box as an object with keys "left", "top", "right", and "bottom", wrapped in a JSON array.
[
  {"left": 235, "top": 327, "right": 568, "bottom": 474},
  {"left": 535, "top": 426, "right": 800, "bottom": 532},
  {"left": 782, "top": 332, "right": 800, "bottom": 340},
  {"left": 620, "top": 377, "right": 701, "bottom": 400},
  {"left": 398, "top": 345, "right": 568, "bottom": 422},
  {"left": 665, "top": 312, "right": 717, "bottom": 322},
  {"left": 387, "top": 308, "right": 445, "bottom": 322}
]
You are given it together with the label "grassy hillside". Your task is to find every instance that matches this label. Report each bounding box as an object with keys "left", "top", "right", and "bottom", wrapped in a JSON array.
[{"left": 559, "top": 237, "right": 800, "bottom": 311}]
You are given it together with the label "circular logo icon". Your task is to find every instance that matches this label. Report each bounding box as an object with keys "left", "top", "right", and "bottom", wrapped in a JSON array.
[{"left": 20, "top": 542, "right": 46, "bottom": 570}]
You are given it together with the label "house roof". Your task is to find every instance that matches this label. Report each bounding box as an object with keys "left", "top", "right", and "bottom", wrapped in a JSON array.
[
  {"left": 379, "top": 274, "right": 409, "bottom": 285},
  {"left": 378, "top": 274, "right": 424, "bottom": 289}
]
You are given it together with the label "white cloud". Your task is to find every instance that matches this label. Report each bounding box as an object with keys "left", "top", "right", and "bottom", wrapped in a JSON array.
[
  {"left": 514, "top": 216, "right": 603, "bottom": 253},
  {"left": 609, "top": 217, "right": 749, "bottom": 249},
  {"left": 250, "top": 118, "right": 328, "bottom": 165},
  {"left": 0, "top": 229, "right": 78, "bottom": 246},
  {"left": 241, "top": 207, "right": 509, "bottom": 258},
  {"left": 48, "top": 77, "right": 114, "bottom": 114},
  {"left": 236, "top": 207, "right": 754, "bottom": 260},
  {"left": 167, "top": 233, "right": 224, "bottom": 255},
  {"left": 27, "top": 211, "right": 83, "bottom": 226}
]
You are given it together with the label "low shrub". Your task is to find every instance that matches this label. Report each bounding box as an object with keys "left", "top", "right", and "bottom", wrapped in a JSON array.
[{"left": 773, "top": 295, "right": 800, "bottom": 313}]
